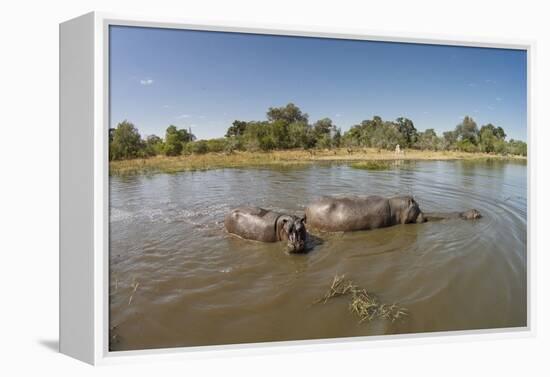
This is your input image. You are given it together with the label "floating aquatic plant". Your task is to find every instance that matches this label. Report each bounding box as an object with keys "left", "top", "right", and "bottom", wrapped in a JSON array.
[
  {"left": 349, "top": 161, "right": 392, "bottom": 171},
  {"left": 316, "top": 275, "right": 408, "bottom": 323}
]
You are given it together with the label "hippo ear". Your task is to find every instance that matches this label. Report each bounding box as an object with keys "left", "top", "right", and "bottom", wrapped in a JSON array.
[{"left": 301, "top": 214, "right": 306, "bottom": 224}]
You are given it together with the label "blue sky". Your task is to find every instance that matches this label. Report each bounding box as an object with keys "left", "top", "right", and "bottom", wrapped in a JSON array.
[{"left": 109, "top": 26, "right": 527, "bottom": 141}]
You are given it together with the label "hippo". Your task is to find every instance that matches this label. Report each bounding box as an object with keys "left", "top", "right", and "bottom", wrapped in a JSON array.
[
  {"left": 304, "top": 195, "right": 481, "bottom": 232},
  {"left": 422, "top": 208, "right": 482, "bottom": 221},
  {"left": 224, "top": 207, "right": 307, "bottom": 253}
]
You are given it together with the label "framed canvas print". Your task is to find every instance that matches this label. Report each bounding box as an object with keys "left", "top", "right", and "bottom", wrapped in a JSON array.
[{"left": 59, "top": 12, "right": 533, "bottom": 365}]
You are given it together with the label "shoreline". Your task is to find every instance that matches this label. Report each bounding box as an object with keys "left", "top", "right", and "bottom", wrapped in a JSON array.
[{"left": 109, "top": 148, "right": 527, "bottom": 176}]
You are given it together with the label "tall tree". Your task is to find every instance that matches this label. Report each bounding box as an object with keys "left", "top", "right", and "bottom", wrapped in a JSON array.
[
  {"left": 266, "top": 103, "right": 308, "bottom": 124},
  {"left": 225, "top": 120, "right": 248, "bottom": 138},
  {"left": 415, "top": 128, "right": 439, "bottom": 150},
  {"left": 269, "top": 120, "right": 291, "bottom": 149},
  {"left": 480, "top": 123, "right": 507, "bottom": 140},
  {"left": 313, "top": 118, "right": 334, "bottom": 138},
  {"left": 455, "top": 116, "right": 480, "bottom": 145},
  {"left": 395, "top": 117, "right": 418, "bottom": 147},
  {"left": 443, "top": 131, "right": 458, "bottom": 150},
  {"left": 110, "top": 121, "right": 143, "bottom": 160},
  {"left": 144, "top": 134, "right": 164, "bottom": 156},
  {"left": 495, "top": 126, "right": 507, "bottom": 140},
  {"left": 164, "top": 125, "right": 195, "bottom": 156},
  {"left": 287, "top": 121, "right": 313, "bottom": 148}
]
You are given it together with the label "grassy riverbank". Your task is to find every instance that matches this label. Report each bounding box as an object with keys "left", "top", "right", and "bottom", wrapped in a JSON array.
[{"left": 109, "top": 148, "right": 526, "bottom": 176}]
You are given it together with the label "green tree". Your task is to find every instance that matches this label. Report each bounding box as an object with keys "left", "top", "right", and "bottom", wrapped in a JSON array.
[
  {"left": 225, "top": 120, "right": 248, "bottom": 138},
  {"left": 395, "top": 117, "right": 418, "bottom": 147},
  {"left": 206, "top": 138, "right": 229, "bottom": 153},
  {"left": 110, "top": 120, "right": 143, "bottom": 160},
  {"left": 494, "top": 139, "right": 507, "bottom": 154},
  {"left": 313, "top": 118, "right": 337, "bottom": 148},
  {"left": 479, "top": 127, "right": 497, "bottom": 153},
  {"left": 269, "top": 120, "right": 291, "bottom": 149},
  {"left": 266, "top": 103, "right": 308, "bottom": 124},
  {"left": 479, "top": 123, "right": 508, "bottom": 153},
  {"left": 495, "top": 126, "right": 507, "bottom": 140},
  {"left": 109, "top": 128, "right": 115, "bottom": 144},
  {"left": 241, "top": 122, "right": 270, "bottom": 151},
  {"left": 106, "top": 111, "right": 524, "bottom": 160},
  {"left": 415, "top": 128, "right": 440, "bottom": 150},
  {"left": 164, "top": 125, "right": 195, "bottom": 156},
  {"left": 456, "top": 139, "right": 477, "bottom": 152},
  {"left": 480, "top": 123, "right": 507, "bottom": 140},
  {"left": 288, "top": 121, "right": 314, "bottom": 148},
  {"left": 333, "top": 127, "right": 342, "bottom": 148},
  {"left": 342, "top": 116, "right": 384, "bottom": 148},
  {"left": 506, "top": 139, "right": 527, "bottom": 156},
  {"left": 313, "top": 118, "right": 333, "bottom": 137},
  {"left": 187, "top": 140, "right": 209, "bottom": 154},
  {"left": 144, "top": 134, "right": 164, "bottom": 156},
  {"left": 370, "top": 122, "right": 404, "bottom": 149},
  {"left": 442, "top": 131, "right": 458, "bottom": 150},
  {"left": 343, "top": 124, "right": 366, "bottom": 147},
  {"left": 455, "top": 116, "right": 480, "bottom": 145}
]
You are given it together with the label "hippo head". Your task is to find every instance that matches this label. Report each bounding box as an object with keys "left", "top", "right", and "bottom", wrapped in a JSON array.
[
  {"left": 279, "top": 216, "right": 307, "bottom": 253},
  {"left": 460, "top": 209, "right": 482, "bottom": 220},
  {"left": 401, "top": 197, "right": 426, "bottom": 224}
]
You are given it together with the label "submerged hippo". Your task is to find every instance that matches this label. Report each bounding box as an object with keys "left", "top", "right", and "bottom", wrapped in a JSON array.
[
  {"left": 423, "top": 208, "right": 482, "bottom": 221},
  {"left": 224, "top": 207, "right": 307, "bottom": 253},
  {"left": 305, "top": 195, "right": 481, "bottom": 232}
]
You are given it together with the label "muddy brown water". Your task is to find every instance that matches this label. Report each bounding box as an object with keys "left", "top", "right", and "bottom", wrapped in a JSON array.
[{"left": 109, "top": 160, "right": 527, "bottom": 351}]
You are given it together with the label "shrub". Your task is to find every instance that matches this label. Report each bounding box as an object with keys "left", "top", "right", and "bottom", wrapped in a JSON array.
[
  {"left": 456, "top": 139, "right": 478, "bottom": 153},
  {"left": 185, "top": 140, "right": 208, "bottom": 154},
  {"left": 205, "top": 138, "right": 228, "bottom": 153}
]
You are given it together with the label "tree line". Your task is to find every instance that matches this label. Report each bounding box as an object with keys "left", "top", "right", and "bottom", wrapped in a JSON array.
[{"left": 109, "top": 103, "right": 527, "bottom": 160}]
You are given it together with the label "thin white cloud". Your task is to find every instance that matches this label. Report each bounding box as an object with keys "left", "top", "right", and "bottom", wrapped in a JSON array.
[
  {"left": 162, "top": 104, "right": 171, "bottom": 108},
  {"left": 335, "top": 113, "right": 342, "bottom": 118},
  {"left": 468, "top": 82, "right": 477, "bottom": 87},
  {"left": 496, "top": 97, "right": 502, "bottom": 101},
  {"left": 176, "top": 114, "right": 191, "bottom": 119},
  {"left": 488, "top": 105, "right": 495, "bottom": 110},
  {"left": 140, "top": 78, "right": 154, "bottom": 85},
  {"left": 485, "top": 79, "right": 497, "bottom": 84}
]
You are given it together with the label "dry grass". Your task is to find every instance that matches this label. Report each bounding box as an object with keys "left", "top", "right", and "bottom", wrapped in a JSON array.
[
  {"left": 109, "top": 148, "right": 526, "bottom": 176},
  {"left": 316, "top": 275, "right": 408, "bottom": 323}
]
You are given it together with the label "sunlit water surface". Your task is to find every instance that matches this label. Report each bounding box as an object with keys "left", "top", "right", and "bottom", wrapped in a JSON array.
[{"left": 109, "top": 160, "right": 527, "bottom": 351}]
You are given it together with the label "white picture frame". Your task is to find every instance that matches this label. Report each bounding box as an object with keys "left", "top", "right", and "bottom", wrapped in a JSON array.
[{"left": 59, "top": 11, "right": 534, "bottom": 365}]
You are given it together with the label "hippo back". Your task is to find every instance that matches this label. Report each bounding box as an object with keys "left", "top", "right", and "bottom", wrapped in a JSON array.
[
  {"left": 224, "top": 207, "right": 280, "bottom": 242},
  {"left": 305, "top": 196, "right": 392, "bottom": 232}
]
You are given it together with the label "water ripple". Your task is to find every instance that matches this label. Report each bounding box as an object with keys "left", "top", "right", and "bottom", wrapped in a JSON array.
[{"left": 109, "top": 160, "right": 527, "bottom": 350}]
